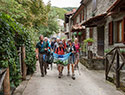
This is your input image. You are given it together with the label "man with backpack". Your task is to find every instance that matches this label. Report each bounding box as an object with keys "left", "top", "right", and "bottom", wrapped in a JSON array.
[
  {"left": 36, "top": 35, "right": 49, "bottom": 77},
  {"left": 53, "top": 38, "right": 60, "bottom": 52},
  {"left": 55, "top": 41, "right": 65, "bottom": 78},
  {"left": 67, "top": 39, "right": 76, "bottom": 80}
]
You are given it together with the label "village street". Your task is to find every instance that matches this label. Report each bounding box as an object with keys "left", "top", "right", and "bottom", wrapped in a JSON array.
[{"left": 22, "top": 62, "right": 124, "bottom": 95}]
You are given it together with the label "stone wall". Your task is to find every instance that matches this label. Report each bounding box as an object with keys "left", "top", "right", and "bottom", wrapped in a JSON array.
[
  {"left": 84, "top": 0, "right": 120, "bottom": 56},
  {"left": 105, "top": 14, "right": 125, "bottom": 52}
]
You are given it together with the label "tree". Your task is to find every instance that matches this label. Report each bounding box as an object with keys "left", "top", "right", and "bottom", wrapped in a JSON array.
[{"left": 0, "top": 0, "right": 50, "bottom": 28}]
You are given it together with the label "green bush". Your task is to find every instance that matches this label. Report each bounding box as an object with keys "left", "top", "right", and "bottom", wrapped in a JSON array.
[{"left": 0, "top": 12, "right": 36, "bottom": 87}]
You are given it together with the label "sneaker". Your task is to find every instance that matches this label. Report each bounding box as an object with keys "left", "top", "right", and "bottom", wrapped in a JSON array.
[
  {"left": 72, "top": 74, "right": 75, "bottom": 80},
  {"left": 60, "top": 72, "right": 63, "bottom": 76},
  {"left": 41, "top": 74, "right": 44, "bottom": 77},
  {"left": 58, "top": 72, "right": 61, "bottom": 78},
  {"left": 74, "top": 64, "right": 78, "bottom": 70},
  {"left": 67, "top": 71, "right": 70, "bottom": 76}
]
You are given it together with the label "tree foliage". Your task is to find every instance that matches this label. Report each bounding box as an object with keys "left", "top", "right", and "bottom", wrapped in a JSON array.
[
  {"left": 0, "top": 0, "right": 66, "bottom": 88},
  {"left": 0, "top": 0, "right": 50, "bottom": 28},
  {"left": 52, "top": 7, "right": 67, "bottom": 20}
]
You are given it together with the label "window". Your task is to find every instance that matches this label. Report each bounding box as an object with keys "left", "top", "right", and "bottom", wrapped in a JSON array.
[
  {"left": 123, "top": 17, "right": 125, "bottom": 44},
  {"left": 92, "top": 0, "right": 97, "bottom": 12},
  {"left": 73, "top": 19, "right": 76, "bottom": 25},
  {"left": 82, "top": 10, "right": 84, "bottom": 20},
  {"left": 89, "top": 28, "right": 93, "bottom": 38},
  {"left": 80, "top": 13, "right": 82, "bottom": 22},
  {"left": 109, "top": 22, "right": 113, "bottom": 45},
  {"left": 117, "top": 20, "right": 123, "bottom": 42},
  {"left": 116, "top": 17, "right": 125, "bottom": 43}
]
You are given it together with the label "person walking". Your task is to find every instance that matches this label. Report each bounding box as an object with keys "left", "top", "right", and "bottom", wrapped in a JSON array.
[
  {"left": 74, "top": 38, "right": 80, "bottom": 69},
  {"left": 55, "top": 41, "right": 65, "bottom": 78},
  {"left": 36, "top": 35, "right": 49, "bottom": 77},
  {"left": 62, "top": 39, "right": 66, "bottom": 50},
  {"left": 53, "top": 38, "right": 60, "bottom": 52},
  {"left": 67, "top": 39, "right": 76, "bottom": 80}
]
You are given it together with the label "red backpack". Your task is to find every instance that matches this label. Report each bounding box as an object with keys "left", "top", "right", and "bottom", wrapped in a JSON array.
[{"left": 55, "top": 47, "right": 64, "bottom": 55}]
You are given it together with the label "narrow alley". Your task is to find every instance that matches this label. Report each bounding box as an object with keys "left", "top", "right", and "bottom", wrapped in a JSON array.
[{"left": 22, "top": 62, "right": 124, "bottom": 95}]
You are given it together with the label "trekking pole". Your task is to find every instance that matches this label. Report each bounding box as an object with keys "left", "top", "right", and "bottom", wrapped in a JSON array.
[{"left": 77, "top": 65, "right": 81, "bottom": 75}]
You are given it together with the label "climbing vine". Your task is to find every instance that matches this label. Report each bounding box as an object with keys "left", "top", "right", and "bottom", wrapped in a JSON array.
[{"left": 0, "top": 12, "right": 36, "bottom": 87}]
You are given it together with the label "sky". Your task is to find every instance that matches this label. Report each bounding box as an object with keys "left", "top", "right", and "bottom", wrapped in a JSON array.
[{"left": 43, "top": 0, "right": 81, "bottom": 8}]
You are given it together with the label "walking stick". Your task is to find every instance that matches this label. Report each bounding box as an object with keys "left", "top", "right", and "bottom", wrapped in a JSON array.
[{"left": 77, "top": 65, "right": 81, "bottom": 75}]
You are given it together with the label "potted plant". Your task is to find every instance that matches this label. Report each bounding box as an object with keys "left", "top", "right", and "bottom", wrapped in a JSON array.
[
  {"left": 78, "top": 32, "right": 82, "bottom": 36},
  {"left": 84, "top": 38, "right": 94, "bottom": 46},
  {"left": 120, "top": 50, "right": 125, "bottom": 57},
  {"left": 73, "top": 32, "right": 77, "bottom": 36}
]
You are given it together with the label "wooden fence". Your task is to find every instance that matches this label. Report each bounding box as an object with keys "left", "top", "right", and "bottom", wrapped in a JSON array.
[
  {"left": 105, "top": 46, "right": 125, "bottom": 88},
  {"left": 0, "top": 46, "right": 27, "bottom": 95}
]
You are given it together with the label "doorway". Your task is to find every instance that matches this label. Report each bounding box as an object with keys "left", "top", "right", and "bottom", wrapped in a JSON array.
[{"left": 97, "top": 26, "right": 104, "bottom": 56}]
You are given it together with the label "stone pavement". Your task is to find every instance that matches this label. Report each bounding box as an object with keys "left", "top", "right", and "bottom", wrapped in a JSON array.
[{"left": 22, "top": 61, "right": 124, "bottom": 95}]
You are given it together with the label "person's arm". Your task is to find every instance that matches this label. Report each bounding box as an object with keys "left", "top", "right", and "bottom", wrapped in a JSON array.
[
  {"left": 55, "top": 48, "right": 58, "bottom": 54},
  {"left": 35, "top": 43, "right": 39, "bottom": 59},
  {"left": 72, "top": 46, "right": 76, "bottom": 53},
  {"left": 35, "top": 48, "right": 39, "bottom": 59}
]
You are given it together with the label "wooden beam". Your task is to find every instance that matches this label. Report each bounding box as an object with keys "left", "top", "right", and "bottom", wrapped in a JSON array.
[
  {"left": 3, "top": 67, "right": 10, "bottom": 95},
  {"left": 21, "top": 46, "right": 27, "bottom": 80},
  {"left": 116, "top": 49, "right": 120, "bottom": 88}
]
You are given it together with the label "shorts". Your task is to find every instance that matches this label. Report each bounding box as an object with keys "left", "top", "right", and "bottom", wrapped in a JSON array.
[
  {"left": 68, "top": 55, "right": 75, "bottom": 64},
  {"left": 75, "top": 53, "right": 80, "bottom": 60}
]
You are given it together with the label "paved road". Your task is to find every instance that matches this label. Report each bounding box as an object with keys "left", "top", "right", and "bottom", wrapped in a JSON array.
[{"left": 22, "top": 61, "right": 124, "bottom": 95}]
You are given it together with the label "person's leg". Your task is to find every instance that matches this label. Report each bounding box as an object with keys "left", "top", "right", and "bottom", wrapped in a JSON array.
[
  {"left": 71, "top": 64, "right": 75, "bottom": 80},
  {"left": 39, "top": 54, "right": 44, "bottom": 77},
  {"left": 76, "top": 53, "right": 79, "bottom": 66},
  {"left": 67, "top": 64, "right": 70, "bottom": 76},
  {"left": 67, "top": 56, "right": 71, "bottom": 76},
  {"left": 58, "top": 65, "right": 61, "bottom": 78},
  {"left": 58, "top": 65, "right": 61, "bottom": 72},
  {"left": 72, "top": 55, "right": 75, "bottom": 80},
  {"left": 71, "top": 64, "right": 74, "bottom": 74},
  {"left": 74, "top": 54, "right": 79, "bottom": 69},
  {"left": 61, "top": 66, "right": 64, "bottom": 76},
  {"left": 44, "top": 61, "right": 47, "bottom": 75}
]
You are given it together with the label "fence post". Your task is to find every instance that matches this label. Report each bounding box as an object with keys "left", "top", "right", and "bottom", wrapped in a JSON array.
[
  {"left": 105, "top": 57, "right": 108, "bottom": 80},
  {"left": 21, "top": 46, "right": 27, "bottom": 80},
  {"left": 3, "top": 67, "right": 10, "bottom": 95},
  {"left": 116, "top": 50, "right": 120, "bottom": 88}
]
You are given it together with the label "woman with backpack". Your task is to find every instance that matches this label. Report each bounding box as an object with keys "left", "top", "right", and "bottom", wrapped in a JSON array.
[
  {"left": 74, "top": 38, "right": 80, "bottom": 69},
  {"left": 67, "top": 39, "right": 76, "bottom": 80},
  {"left": 55, "top": 41, "right": 65, "bottom": 78}
]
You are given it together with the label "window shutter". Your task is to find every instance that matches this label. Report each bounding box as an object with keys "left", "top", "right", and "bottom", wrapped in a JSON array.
[
  {"left": 89, "top": 28, "right": 93, "bottom": 38},
  {"left": 109, "top": 21, "right": 113, "bottom": 45},
  {"left": 82, "top": 10, "right": 84, "bottom": 20},
  {"left": 123, "top": 17, "right": 125, "bottom": 44}
]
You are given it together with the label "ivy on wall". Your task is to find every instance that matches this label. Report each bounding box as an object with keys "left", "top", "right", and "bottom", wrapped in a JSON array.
[{"left": 0, "top": 12, "right": 36, "bottom": 87}]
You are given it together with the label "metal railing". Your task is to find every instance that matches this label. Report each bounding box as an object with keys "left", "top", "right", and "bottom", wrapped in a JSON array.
[{"left": 105, "top": 46, "right": 125, "bottom": 88}]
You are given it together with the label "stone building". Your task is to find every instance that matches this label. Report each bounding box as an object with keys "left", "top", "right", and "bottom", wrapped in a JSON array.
[
  {"left": 64, "top": 0, "right": 125, "bottom": 57},
  {"left": 64, "top": 9, "right": 76, "bottom": 39},
  {"left": 81, "top": 0, "right": 125, "bottom": 57},
  {"left": 70, "top": 4, "right": 86, "bottom": 43}
]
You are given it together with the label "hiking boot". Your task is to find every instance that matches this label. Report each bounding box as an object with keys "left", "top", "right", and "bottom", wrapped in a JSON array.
[
  {"left": 41, "top": 74, "right": 44, "bottom": 77},
  {"left": 58, "top": 72, "right": 61, "bottom": 78},
  {"left": 60, "top": 71, "right": 63, "bottom": 76},
  {"left": 74, "top": 64, "right": 78, "bottom": 70},
  {"left": 45, "top": 71, "right": 47, "bottom": 75},
  {"left": 72, "top": 74, "right": 75, "bottom": 80},
  {"left": 67, "top": 71, "right": 70, "bottom": 76}
]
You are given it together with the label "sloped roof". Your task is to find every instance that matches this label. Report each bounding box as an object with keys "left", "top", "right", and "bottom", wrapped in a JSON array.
[{"left": 82, "top": 13, "right": 107, "bottom": 27}]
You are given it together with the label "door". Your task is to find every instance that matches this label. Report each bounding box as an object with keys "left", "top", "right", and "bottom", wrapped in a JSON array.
[{"left": 97, "top": 26, "right": 104, "bottom": 56}]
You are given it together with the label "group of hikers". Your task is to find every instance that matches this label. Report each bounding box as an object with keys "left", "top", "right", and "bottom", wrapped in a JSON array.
[{"left": 35, "top": 35, "right": 80, "bottom": 80}]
